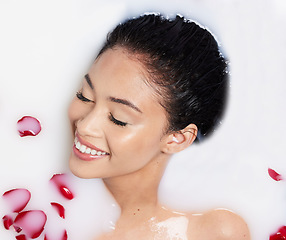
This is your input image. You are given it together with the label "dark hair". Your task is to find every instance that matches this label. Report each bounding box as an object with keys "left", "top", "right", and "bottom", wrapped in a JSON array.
[{"left": 98, "top": 13, "right": 228, "bottom": 142}]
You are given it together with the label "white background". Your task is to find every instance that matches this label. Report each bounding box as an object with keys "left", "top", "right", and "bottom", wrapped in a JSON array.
[{"left": 0, "top": 0, "right": 286, "bottom": 239}]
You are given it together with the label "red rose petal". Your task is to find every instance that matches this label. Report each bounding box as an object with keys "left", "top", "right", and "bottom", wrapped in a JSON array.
[
  {"left": 14, "top": 225, "right": 23, "bottom": 233},
  {"left": 62, "top": 230, "right": 68, "bottom": 240},
  {"left": 268, "top": 168, "right": 283, "bottom": 181},
  {"left": 44, "top": 230, "right": 68, "bottom": 240},
  {"left": 51, "top": 202, "right": 65, "bottom": 219},
  {"left": 270, "top": 233, "right": 285, "bottom": 240},
  {"left": 270, "top": 226, "right": 286, "bottom": 240},
  {"left": 14, "top": 210, "right": 47, "bottom": 239},
  {"left": 3, "top": 188, "right": 31, "bottom": 213},
  {"left": 279, "top": 226, "right": 286, "bottom": 237},
  {"left": 2, "top": 215, "right": 13, "bottom": 230},
  {"left": 16, "top": 234, "right": 27, "bottom": 240},
  {"left": 50, "top": 174, "right": 74, "bottom": 200},
  {"left": 59, "top": 186, "right": 74, "bottom": 200},
  {"left": 17, "top": 116, "right": 41, "bottom": 137}
]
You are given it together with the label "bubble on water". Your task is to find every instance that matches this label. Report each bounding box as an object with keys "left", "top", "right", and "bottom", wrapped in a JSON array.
[{"left": 17, "top": 116, "right": 41, "bottom": 137}]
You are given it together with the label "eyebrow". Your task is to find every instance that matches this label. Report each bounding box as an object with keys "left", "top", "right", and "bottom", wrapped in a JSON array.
[
  {"left": 85, "top": 74, "right": 94, "bottom": 89},
  {"left": 108, "top": 97, "right": 142, "bottom": 113}
]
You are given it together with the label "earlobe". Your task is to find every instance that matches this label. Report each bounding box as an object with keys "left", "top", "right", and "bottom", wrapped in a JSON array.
[{"left": 162, "top": 124, "right": 198, "bottom": 154}]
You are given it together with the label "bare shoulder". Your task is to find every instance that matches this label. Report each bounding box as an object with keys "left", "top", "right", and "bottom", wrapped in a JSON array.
[{"left": 188, "top": 209, "right": 251, "bottom": 240}]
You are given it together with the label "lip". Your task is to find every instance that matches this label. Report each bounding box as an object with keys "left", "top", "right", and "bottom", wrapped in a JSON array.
[{"left": 73, "top": 133, "right": 109, "bottom": 161}]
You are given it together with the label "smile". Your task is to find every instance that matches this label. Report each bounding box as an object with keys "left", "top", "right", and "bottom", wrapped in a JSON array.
[{"left": 74, "top": 137, "right": 109, "bottom": 156}]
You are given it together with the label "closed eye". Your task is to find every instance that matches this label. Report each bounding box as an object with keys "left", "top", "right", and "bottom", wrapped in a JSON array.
[
  {"left": 76, "top": 91, "right": 94, "bottom": 103},
  {"left": 108, "top": 113, "right": 128, "bottom": 127}
]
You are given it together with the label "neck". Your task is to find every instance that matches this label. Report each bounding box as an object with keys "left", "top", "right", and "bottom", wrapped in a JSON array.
[{"left": 103, "top": 154, "right": 170, "bottom": 217}]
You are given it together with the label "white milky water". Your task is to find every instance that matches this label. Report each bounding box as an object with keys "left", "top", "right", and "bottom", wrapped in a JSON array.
[{"left": 0, "top": 0, "right": 286, "bottom": 239}]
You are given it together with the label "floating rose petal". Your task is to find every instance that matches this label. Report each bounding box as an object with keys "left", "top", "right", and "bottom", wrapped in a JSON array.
[
  {"left": 50, "top": 174, "right": 74, "bottom": 200},
  {"left": 268, "top": 168, "right": 283, "bottom": 181},
  {"left": 2, "top": 215, "right": 13, "bottom": 230},
  {"left": 3, "top": 188, "right": 31, "bottom": 213},
  {"left": 44, "top": 230, "right": 68, "bottom": 240},
  {"left": 14, "top": 210, "right": 47, "bottom": 239},
  {"left": 63, "top": 230, "right": 68, "bottom": 240},
  {"left": 17, "top": 116, "right": 41, "bottom": 137},
  {"left": 279, "top": 226, "right": 286, "bottom": 236},
  {"left": 270, "top": 233, "right": 285, "bottom": 240},
  {"left": 270, "top": 226, "right": 286, "bottom": 240},
  {"left": 16, "top": 234, "right": 27, "bottom": 240},
  {"left": 14, "top": 225, "right": 22, "bottom": 233},
  {"left": 51, "top": 202, "right": 65, "bottom": 219}
]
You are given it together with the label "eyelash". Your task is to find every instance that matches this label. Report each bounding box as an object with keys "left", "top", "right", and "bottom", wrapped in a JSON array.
[
  {"left": 76, "top": 91, "right": 128, "bottom": 127},
  {"left": 108, "top": 113, "right": 128, "bottom": 127},
  {"left": 76, "top": 91, "right": 93, "bottom": 102}
]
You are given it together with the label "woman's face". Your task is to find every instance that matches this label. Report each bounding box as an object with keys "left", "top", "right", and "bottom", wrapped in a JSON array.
[{"left": 68, "top": 48, "right": 170, "bottom": 179}]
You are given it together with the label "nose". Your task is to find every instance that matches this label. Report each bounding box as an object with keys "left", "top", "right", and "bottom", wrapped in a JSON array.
[{"left": 75, "top": 108, "right": 104, "bottom": 138}]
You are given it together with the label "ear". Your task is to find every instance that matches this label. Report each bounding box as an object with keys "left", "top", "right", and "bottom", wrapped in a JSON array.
[{"left": 161, "top": 124, "right": 198, "bottom": 154}]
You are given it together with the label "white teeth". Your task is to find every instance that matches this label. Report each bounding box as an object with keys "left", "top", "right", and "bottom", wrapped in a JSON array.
[
  {"left": 74, "top": 137, "right": 108, "bottom": 156},
  {"left": 80, "top": 145, "right": 86, "bottom": 153},
  {"left": 85, "top": 148, "right": 91, "bottom": 154},
  {"left": 76, "top": 142, "right": 81, "bottom": 150}
]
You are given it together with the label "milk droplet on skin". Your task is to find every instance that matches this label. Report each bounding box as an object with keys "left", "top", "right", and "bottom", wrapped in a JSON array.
[
  {"left": 17, "top": 116, "right": 42, "bottom": 137},
  {"left": 2, "top": 188, "right": 31, "bottom": 213},
  {"left": 14, "top": 210, "right": 47, "bottom": 239},
  {"left": 150, "top": 216, "right": 189, "bottom": 240}
]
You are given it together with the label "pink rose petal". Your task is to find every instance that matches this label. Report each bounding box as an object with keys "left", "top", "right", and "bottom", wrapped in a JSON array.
[
  {"left": 268, "top": 168, "right": 283, "bottom": 181},
  {"left": 14, "top": 210, "right": 47, "bottom": 239},
  {"left": 17, "top": 116, "right": 41, "bottom": 137},
  {"left": 50, "top": 174, "right": 74, "bottom": 200},
  {"left": 3, "top": 188, "right": 31, "bottom": 213},
  {"left": 44, "top": 229, "right": 68, "bottom": 240},
  {"left": 51, "top": 202, "right": 65, "bottom": 219},
  {"left": 2, "top": 215, "right": 13, "bottom": 230}
]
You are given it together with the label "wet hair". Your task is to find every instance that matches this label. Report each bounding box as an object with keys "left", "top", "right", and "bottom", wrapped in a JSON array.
[{"left": 97, "top": 13, "right": 228, "bottom": 142}]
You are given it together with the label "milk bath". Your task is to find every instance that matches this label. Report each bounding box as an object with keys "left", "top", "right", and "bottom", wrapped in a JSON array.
[{"left": 1, "top": 0, "right": 286, "bottom": 239}]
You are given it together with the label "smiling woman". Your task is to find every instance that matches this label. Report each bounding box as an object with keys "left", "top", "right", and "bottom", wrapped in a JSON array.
[{"left": 68, "top": 13, "right": 251, "bottom": 240}]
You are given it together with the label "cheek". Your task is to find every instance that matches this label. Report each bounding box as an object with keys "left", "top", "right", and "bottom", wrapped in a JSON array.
[
  {"left": 68, "top": 99, "right": 77, "bottom": 131},
  {"left": 68, "top": 99, "right": 86, "bottom": 134},
  {"left": 107, "top": 126, "right": 162, "bottom": 162}
]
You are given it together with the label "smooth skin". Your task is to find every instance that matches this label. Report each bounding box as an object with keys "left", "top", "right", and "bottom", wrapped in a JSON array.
[{"left": 68, "top": 48, "right": 251, "bottom": 240}]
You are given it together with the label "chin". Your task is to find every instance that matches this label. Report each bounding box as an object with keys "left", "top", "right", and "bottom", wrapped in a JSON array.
[{"left": 68, "top": 155, "right": 94, "bottom": 179}]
